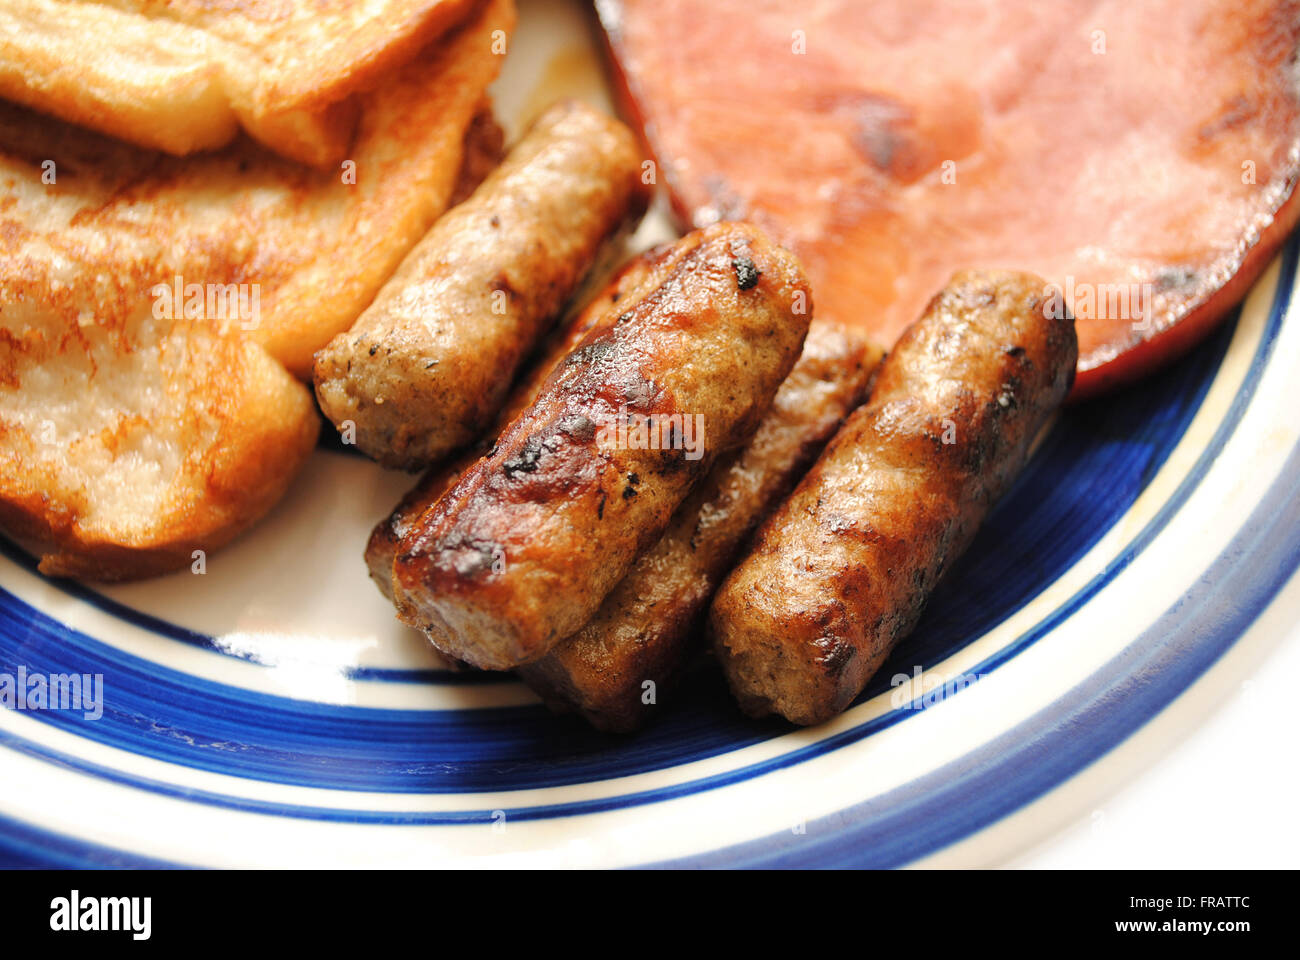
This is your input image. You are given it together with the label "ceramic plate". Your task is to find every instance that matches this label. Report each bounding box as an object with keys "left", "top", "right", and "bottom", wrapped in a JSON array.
[{"left": 3, "top": 1, "right": 1299, "bottom": 867}]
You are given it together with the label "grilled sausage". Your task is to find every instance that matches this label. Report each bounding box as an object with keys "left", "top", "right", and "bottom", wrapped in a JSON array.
[
  {"left": 709, "top": 270, "right": 1077, "bottom": 726},
  {"left": 314, "top": 99, "right": 651, "bottom": 470},
  {"left": 365, "top": 245, "right": 671, "bottom": 601},
  {"left": 391, "top": 222, "right": 813, "bottom": 670},
  {"left": 518, "top": 321, "right": 882, "bottom": 730}
]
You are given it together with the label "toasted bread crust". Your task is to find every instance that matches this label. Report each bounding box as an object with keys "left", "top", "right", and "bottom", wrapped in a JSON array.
[
  {"left": 0, "top": 315, "right": 318, "bottom": 582},
  {"left": 254, "top": 0, "right": 517, "bottom": 377},
  {"left": 0, "top": 0, "right": 514, "bottom": 378},
  {"left": 0, "top": 1, "right": 514, "bottom": 581},
  {"left": 0, "top": 0, "right": 485, "bottom": 166}
]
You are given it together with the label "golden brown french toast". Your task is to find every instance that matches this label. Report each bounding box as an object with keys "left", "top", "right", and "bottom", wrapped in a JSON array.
[
  {"left": 0, "top": 0, "right": 516, "bottom": 580},
  {"left": 0, "top": 0, "right": 487, "bottom": 166}
]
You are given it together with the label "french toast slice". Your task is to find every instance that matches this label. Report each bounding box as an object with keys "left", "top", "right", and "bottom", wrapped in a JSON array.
[
  {"left": 0, "top": 0, "right": 514, "bottom": 379},
  {"left": 0, "top": 0, "right": 486, "bottom": 166},
  {"left": 0, "top": 0, "right": 515, "bottom": 580},
  {"left": 0, "top": 311, "right": 319, "bottom": 582}
]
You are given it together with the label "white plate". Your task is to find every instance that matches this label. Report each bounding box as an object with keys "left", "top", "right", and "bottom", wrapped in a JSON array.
[{"left": 2, "top": 0, "right": 1298, "bottom": 867}]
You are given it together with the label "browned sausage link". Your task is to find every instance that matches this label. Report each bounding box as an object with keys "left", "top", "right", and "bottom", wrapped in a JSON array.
[
  {"left": 314, "top": 100, "right": 651, "bottom": 470},
  {"left": 709, "top": 270, "right": 1078, "bottom": 726},
  {"left": 518, "top": 321, "right": 882, "bottom": 731},
  {"left": 391, "top": 222, "right": 813, "bottom": 670},
  {"left": 364, "top": 246, "right": 672, "bottom": 601}
]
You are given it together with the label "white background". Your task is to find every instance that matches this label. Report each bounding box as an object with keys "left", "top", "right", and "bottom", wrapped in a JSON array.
[{"left": 1011, "top": 569, "right": 1300, "bottom": 868}]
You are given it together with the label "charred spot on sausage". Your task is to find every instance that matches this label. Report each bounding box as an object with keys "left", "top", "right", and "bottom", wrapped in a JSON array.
[
  {"left": 733, "top": 256, "right": 761, "bottom": 290},
  {"left": 567, "top": 340, "right": 615, "bottom": 367},
  {"left": 557, "top": 413, "right": 595, "bottom": 441},
  {"left": 622, "top": 472, "right": 641, "bottom": 499},
  {"left": 503, "top": 435, "right": 546, "bottom": 477}
]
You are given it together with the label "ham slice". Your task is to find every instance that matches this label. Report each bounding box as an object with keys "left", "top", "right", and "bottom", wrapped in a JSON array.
[{"left": 598, "top": 0, "right": 1300, "bottom": 396}]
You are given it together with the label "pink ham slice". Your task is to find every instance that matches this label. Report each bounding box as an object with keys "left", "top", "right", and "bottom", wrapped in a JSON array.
[{"left": 597, "top": 0, "right": 1300, "bottom": 397}]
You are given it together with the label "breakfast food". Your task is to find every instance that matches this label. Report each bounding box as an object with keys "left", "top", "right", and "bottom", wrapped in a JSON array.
[
  {"left": 0, "top": 0, "right": 514, "bottom": 580},
  {"left": 0, "top": 0, "right": 1283, "bottom": 755},
  {"left": 391, "top": 222, "right": 812, "bottom": 670},
  {"left": 519, "top": 320, "right": 882, "bottom": 731},
  {"left": 0, "top": 315, "right": 318, "bottom": 582},
  {"left": 710, "top": 270, "right": 1077, "bottom": 725},
  {"left": 0, "top": 0, "right": 483, "bottom": 165},
  {"left": 314, "top": 100, "right": 651, "bottom": 470},
  {"left": 366, "top": 246, "right": 670, "bottom": 602},
  {"left": 598, "top": 0, "right": 1300, "bottom": 396},
  {"left": 253, "top": 0, "right": 515, "bottom": 378},
  {"left": 449, "top": 109, "right": 508, "bottom": 206},
  {"left": 0, "top": 0, "right": 514, "bottom": 381}
]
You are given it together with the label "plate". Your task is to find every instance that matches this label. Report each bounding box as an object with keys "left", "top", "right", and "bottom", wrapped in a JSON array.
[{"left": 3, "top": 0, "right": 1300, "bottom": 868}]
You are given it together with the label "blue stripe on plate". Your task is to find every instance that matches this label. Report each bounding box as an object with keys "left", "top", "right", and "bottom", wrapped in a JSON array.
[
  {"left": 0, "top": 812, "right": 181, "bottom": 869},
  {"left": 0, "top": 537, "right": 503, "bottom": 687},
  {"left": 7, "top": 415, "right": 1300, "bottom": 868}
]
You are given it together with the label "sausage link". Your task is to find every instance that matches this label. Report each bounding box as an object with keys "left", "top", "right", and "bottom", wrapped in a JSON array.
[
  {"left": 518, "top": 320, "right": 882, "bottom": 730},
  {"left": 314, "top": 100, "right": 650, "bottom": 470},
  {"left": 392, "top": 222, "right": 813, "bottom": 670},
  {"left": 365, "top": 245, "right": 671, "bottom": 601},
  {"left": 709, "top": 270, "right": 1077, "bottom": 726}
]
